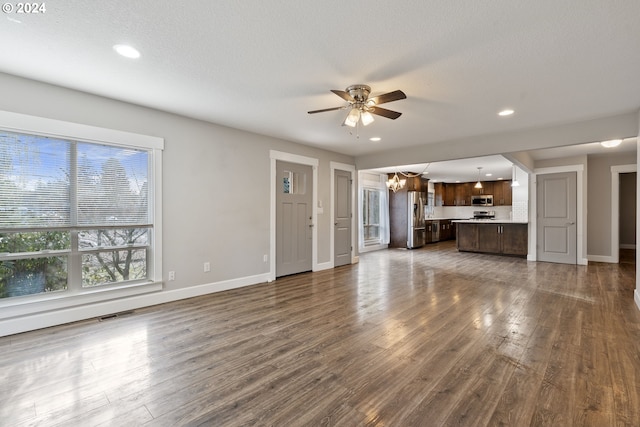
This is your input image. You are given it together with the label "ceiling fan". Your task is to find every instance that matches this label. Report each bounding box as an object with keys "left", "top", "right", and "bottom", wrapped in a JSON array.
[{"left": 308, "top": 84, "right": 406, "bottom": 127}]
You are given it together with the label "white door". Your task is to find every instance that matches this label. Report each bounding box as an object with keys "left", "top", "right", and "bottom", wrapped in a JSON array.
[
  {"left": 537, "top": 171, "right": 577, "bottom": 264},
  {"left": 276, "top": 161, "right": 313, "bottom": 277},
  {"left": 334, "top": 169, "right": 352, "bottom": 267}
]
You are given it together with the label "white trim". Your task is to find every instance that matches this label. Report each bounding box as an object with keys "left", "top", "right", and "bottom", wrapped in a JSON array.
[
  {"left": 0, "top": 110, "right": 164, "bottom": 150},
  {"left": 330, "top": 161, "right": 357, "bottom": 268},
  {"left": 635, "top": 288, "right": 640, "bottom": 312},
  {"left": 611, "top": 164, "right": 637, "bottom": 263},
  {"left": 0, "top": 110, "right": 165, "bottom": 333},
  {"left": 588, "top": 255, "right": 616, "bottom": 263},
  {"left": 620, "top": 244, "right": 636, "bottom": 250},
  {"left": 269, "top": 150, "right": 319, "bottom": 281},
  {"left": 532, "top": 165, "right": 585, "bottom": 265},
  {"left": 0, "top": 273, "right": 269, "bottom": 337},
  {"left": 360, "top": 243, "right": 389, "bottom": 253},
  {"left": 315, "top": 261, "right": 333, "bottom": 271}
]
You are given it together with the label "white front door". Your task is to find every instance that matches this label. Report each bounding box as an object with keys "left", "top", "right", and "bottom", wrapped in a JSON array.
[{"left": 276, "top": 161, "right": 313, "bottom": 277}]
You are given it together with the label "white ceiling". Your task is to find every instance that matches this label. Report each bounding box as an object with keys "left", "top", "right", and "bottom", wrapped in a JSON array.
[
  {"left": 367, "top": 137, "right": 637, "bottom": 183},
  {"left": 1, "top": 1, "right": 639, "bottom": 159}
]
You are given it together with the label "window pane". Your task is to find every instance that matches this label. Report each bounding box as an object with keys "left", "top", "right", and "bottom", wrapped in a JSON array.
[
  {"left": 78, "top": 228, "right": 149, "bottom": 249},
  {"left": 0, "top": 256, "right": 68, "bottom": 298},
  {"left": 0, "top": 231, "right": 70, "bottom": 253},
  {"left": 82, "top": 248, "right": 147, "bottom": 287},
  {"left": 0, "top": 132, "right": 70, "bottom": 227},
  {"left": 77, "top": 143, "right": 148, "bottom": 226}
]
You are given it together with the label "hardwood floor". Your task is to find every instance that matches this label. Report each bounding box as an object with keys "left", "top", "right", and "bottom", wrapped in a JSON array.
[{"left": 1, "top": 241, "right": 639, "bottom": 426}]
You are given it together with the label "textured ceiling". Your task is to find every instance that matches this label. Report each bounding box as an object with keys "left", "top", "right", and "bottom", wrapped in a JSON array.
[{"left": 1, "top": 1, "right": 639, "bottom": 158}]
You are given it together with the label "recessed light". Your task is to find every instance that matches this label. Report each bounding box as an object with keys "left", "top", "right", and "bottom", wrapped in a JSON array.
[
  {"left": 600, "top": 139, "right": 622, "bottom": 148},
  {"left": 369, "top": 137, "right": 381, "bottom": 142},
  {"left": 498, "top": 109, "right": 514, "bottom": 117},
  {"left": 455, "top": 180, "right": 460, "bottom": 183},
  {"left": 485, "top": 173, "right": 492, "bottom": 177},
  {"left": 113, "top": 44, "right": 141, "bottom": 59}
]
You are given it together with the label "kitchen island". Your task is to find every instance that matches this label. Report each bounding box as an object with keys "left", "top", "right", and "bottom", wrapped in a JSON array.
[{"left": 453, "top": 220, "right": 528, "bottom": 257}]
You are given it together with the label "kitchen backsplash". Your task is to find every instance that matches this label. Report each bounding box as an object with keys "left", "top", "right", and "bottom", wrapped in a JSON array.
[{"left": 432, "top": 205, "right": 518, "bottom": 220}]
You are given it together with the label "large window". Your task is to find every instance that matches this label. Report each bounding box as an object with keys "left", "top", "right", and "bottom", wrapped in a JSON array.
[
  {"left": 362, "top": 187, "right": 381, "bottom": 244},
  {"left": 0, "top": 122, "right": 160, "bottom": 301}
]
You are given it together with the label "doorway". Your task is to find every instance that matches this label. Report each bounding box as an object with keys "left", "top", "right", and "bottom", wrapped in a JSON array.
[
  {"left": 334, "top": 168, "right": 352, "bottom": 267},
  {"left": 276, "top": 160, "right": 313, "bottom": 277},
  {"left": 536, "top": 171, "right": 578, "bottom": 264}
]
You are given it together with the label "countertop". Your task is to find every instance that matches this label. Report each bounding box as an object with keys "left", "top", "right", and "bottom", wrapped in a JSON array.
[{"left": 452, "top": 219, "right": 528, "bottom": 224}]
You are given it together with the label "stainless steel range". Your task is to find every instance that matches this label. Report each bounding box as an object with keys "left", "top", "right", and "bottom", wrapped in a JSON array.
[{"left": 473, "top": 210, "right": 496, "bottom": 219}]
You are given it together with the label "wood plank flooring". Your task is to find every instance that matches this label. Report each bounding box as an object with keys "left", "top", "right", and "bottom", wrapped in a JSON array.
[{"left": 1, "top": 241, "right": 639, "bottom": 426}]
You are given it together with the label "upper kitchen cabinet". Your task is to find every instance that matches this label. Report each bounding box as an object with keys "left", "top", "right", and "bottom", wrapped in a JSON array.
[
  {"left": 472, "top": 180, "right": 494, "bottom": 196},
  {"left": 434, "top": 180, "right": 513, "bottom": 206},
  {"left": 404, "top": 175, "right": 428, "bottom": 192},
  {"left": 455, "top": 183, "right": 471, "bottom": 206},
  {"left": 493, "top": 180, "right": 513, "bottom": 206}
]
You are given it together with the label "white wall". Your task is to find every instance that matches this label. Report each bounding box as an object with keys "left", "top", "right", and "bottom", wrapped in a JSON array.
[{"left": 0, "top": 72, "right": 354, "bottom": 335}]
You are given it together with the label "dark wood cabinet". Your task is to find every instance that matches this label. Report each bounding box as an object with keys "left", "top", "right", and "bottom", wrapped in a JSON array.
[
  {"left": 435, "top": 180, "right": 512, "bottom": 206},
  {"left": 455, "top": 183, "right": 471, "bottom": 206},
  {"left": 473, "top": 181, "right": 494, "bottom": 196},
  {"left": 456, "top": 222, "right": 527, "bottom": 257},
  {"left": 434, "top": 182, "right": 444, "bottom": 206},
  {"left": 456, "top": 223, "right": 478, "bottom": 251},
  {"left": 502, "top": 224, "right": 528, "bottom": 256},
  {"left": 444, "top": 184, "right": 456, "bottom": 206},
  {"left": 388, "top": 189, "right": 408, "bottom": 248},
  {"left": 478, "top": 223, "right": 503, "bottom": 253},
  {"left": 493, "top": 180, "right": 513, "bottom": 206}
]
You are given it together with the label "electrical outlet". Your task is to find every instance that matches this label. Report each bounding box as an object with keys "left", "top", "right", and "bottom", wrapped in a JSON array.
[
  {"left": 263, "top": 254, "right": 268, "bottom": 263},
  {"left": 168, "top": 271, "right": 175, "bottom": 281},
  {"left": 204, "top": 262, "right": 211, "bottom": 272}
]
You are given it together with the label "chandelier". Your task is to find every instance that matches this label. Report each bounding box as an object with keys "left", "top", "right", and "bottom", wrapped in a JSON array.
[{"left": 386, "top": 172, "right": 407, "bottom": 192}]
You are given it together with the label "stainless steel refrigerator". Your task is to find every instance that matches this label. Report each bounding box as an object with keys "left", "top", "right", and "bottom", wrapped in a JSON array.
[{"left": 407, "top": 191, "right": 425, "bottom": 248}]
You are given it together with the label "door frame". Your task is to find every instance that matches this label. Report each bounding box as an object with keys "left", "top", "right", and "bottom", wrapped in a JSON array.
[
  {"left": 330, "top": 161, "right": 357, "bottom": 267},
  {"left": 270, "top": 150, "right": 318, "bottom": 282},
  {"left": 610, "top": 164, "right": 637, "bottom": 263},
  {"left": 531, "top": 164, "right": 586, "bottom": 265}
]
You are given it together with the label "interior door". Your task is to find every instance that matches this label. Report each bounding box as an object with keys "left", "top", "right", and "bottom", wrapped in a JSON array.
[
  {"left": 276, "top": 161, "right": 313, "bottom": 277},
  {"left": 537, "top": 171, "right": 577, "bottom": 264},
  {"left": 334, "top": 169, "right": 352, "bottom": 267}
]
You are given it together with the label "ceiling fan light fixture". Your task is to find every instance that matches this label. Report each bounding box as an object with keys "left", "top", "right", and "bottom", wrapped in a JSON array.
[
  {"left": 361, "top": 110, "right": 375, "bottom": 126},
  {"left": 344, "top": 108, "right": 360, "bottom": 127}
]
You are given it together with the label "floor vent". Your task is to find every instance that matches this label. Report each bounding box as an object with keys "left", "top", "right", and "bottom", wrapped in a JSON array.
[{"left": 98, "top": 310, "right": 135, "bottom": 322}]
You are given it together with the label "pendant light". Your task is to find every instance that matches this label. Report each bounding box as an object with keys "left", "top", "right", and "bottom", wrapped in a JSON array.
[
  {"left": 474, "top": 167, "right": 483, "bottom": 189},
  {"left": 386, "top": 172, "right": 406, "bottom": 193},
  {"left": 511, "top": 165, "right": 520, "bottom": 187}
]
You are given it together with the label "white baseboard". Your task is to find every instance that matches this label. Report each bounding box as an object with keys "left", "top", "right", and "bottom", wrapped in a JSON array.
[
  {"left": 588, "top": 255, "right": 616, "bottom": 263},
  {"left": 315, "top": 261, "right": 333, "bottom": 271},
  {"left": 359, "top": 243, "right": 389, "bottom": 253},
  {"left": 0, "top": 272, "right": 270, "bottom": 337},
  {"left": 635, "top": 289, "right": 640, "bottom": 312},
  {"left": 352, "top": 255, "right": 359, "bottom": 264}
]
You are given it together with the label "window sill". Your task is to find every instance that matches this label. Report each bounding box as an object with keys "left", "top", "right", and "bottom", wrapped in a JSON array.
[{"left": 0, "top": 281, "right": 163, "bottom": 321}]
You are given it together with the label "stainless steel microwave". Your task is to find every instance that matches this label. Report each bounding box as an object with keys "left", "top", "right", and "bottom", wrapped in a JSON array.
[{"left": 471, "top": 195, "right": 493, "bottom": 206}]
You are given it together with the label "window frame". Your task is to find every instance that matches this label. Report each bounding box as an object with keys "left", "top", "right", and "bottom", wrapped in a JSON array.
[
  {"left": 362, "top": 187, "right": 382, "bottom": 245},
  {"left": 0, "top": 110, "right": 163, "bottom": 319}
]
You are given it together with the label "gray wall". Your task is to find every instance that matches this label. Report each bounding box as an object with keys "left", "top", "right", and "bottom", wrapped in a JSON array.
[
  {"left": 620, "top": 172, "right": 637, "bottom": 247},
  {"left": 0, "top": 72, "right": 354, "bottom": 292},
  {"left": 587, "top": 153, "right": 636, "bottom": 256}
]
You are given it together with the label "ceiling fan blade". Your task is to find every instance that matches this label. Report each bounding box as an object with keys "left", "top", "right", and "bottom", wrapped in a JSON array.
[
  {"left": 330, "top": 89, "right": 355, "bottom": 103},
  {"left": 369, "top": 106, "right": 402, "bottom": 120},
  {"left": 368, "top": 90, "right": 407, "bottom": 105},
  {"left": 308, "top": 106, "right": 346, "bottom": 114}
]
